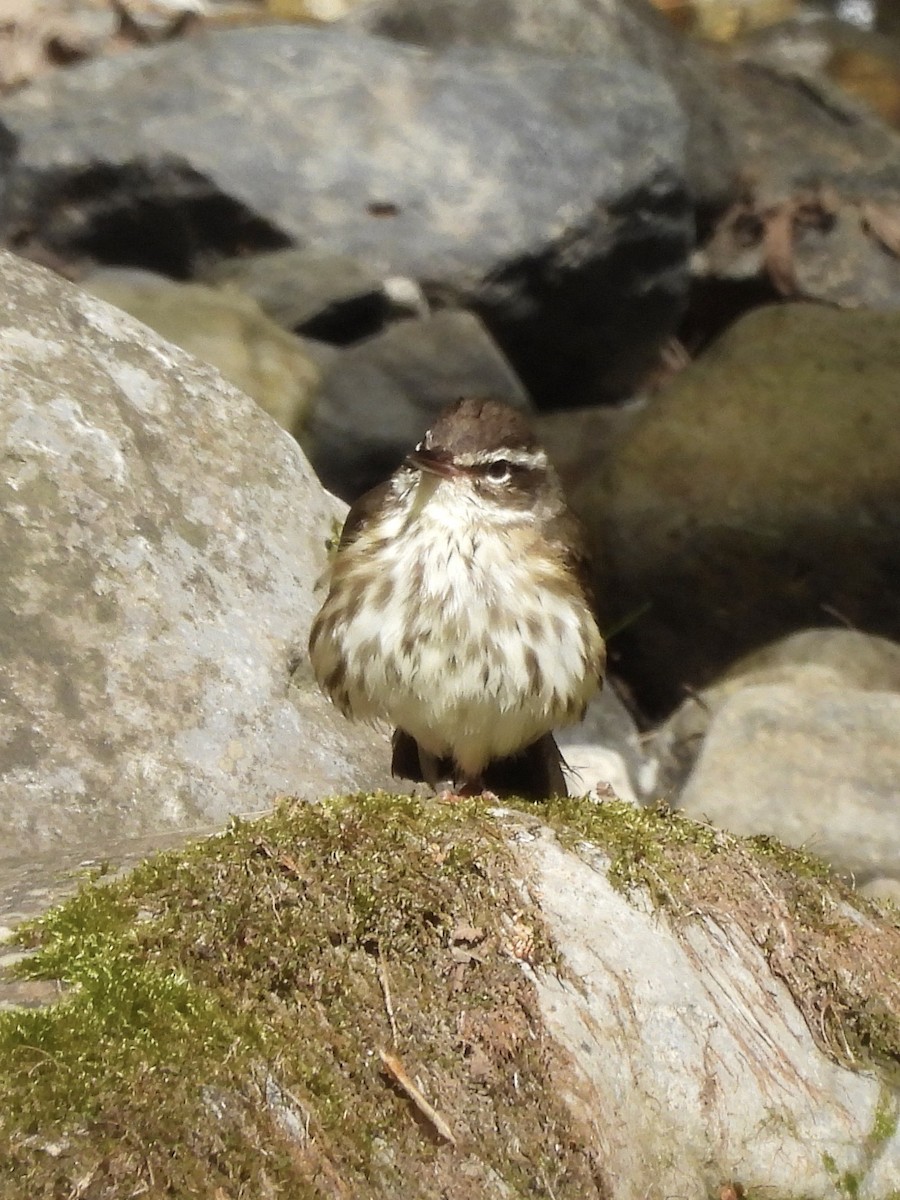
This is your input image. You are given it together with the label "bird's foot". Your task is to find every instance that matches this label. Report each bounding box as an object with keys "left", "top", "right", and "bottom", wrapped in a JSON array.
[{"left": 435, "top": 777, "right": 499, "bottom": 803}]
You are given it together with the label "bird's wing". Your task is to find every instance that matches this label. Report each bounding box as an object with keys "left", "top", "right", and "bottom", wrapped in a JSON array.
[
  {"left": 544, "top": 507, "right": 596, "bottom": 607},
  {"left": 337, "top": 480, "right": 393, "bottom": 550}
]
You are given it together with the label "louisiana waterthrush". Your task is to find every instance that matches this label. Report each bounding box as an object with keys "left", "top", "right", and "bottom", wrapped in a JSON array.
[{"left": 309, "top": 397, "right": 605, "bottom": 799}]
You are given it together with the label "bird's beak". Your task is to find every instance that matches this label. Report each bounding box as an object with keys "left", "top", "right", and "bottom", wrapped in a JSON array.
[{"left": 406, "top": 447, "right": 462, "bottom": 478}]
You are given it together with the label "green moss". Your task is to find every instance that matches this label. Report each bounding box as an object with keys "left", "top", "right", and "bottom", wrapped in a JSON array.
[
  {"left": 539, "top": 795, "right": 720, "bottom": 901},
  {"left": 744, "top": 832, "right": 833, "bottom": 883},
  {"left": 1, "top": 791, "right": 897, "bottom": 1197},
  {"left": 822, "top": 1153, "right": 862, "bottom": 1200},
  {"left": 2, "top": 886, "right": 239, "bottom": 1128},
  {"left": 325, "top": 514, "right": 344, "bottom": 556},
  {"left": 0, "top": 793, "right": 602, "bottom": 1200},
  {"left": 870, "top": 1086, "right": 899, "bottom": 1148}
]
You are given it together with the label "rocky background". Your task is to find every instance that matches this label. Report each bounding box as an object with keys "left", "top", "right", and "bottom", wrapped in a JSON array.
[{"left": 1, "top": 0, "right": 899, "bottom": 1195}]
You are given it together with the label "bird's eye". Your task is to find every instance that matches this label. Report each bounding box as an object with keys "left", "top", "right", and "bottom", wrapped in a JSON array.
[{"left": 485, "top": 460, "right": 513, "bottom": 483}]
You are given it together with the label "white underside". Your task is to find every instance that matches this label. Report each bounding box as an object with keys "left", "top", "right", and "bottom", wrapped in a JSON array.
[{"left": 312, "top": 478, "right": 603, "bottom": 777}]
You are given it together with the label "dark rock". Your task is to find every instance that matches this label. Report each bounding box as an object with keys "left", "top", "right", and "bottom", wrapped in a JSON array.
[
  {"left": 0, "top": 25, "right": 692, "bottom": 409},
  {"left": 343, "top": 0, "right": 900, "bottom": 320},
  {"left": 0, "top": 250, "right": 396, "bottom": 875},
  {"left": 576, "top": 302, "right": 900, "bottom": 715},
  {"left": 691, "top": 40, "right": 900, "bottom": 313},
  {"left": 308, "top": 309, "right": 531, "bottom": 499},
  {"left": 535, "top": 401, "right": 644, "bottom": 501}
]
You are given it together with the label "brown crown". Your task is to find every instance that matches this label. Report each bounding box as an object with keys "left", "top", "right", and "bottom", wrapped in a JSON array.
[{"left": 425, "top": 397, "right": 539, "bottom": 457}]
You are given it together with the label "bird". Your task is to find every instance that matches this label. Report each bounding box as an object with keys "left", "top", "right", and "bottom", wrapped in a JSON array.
[{"left": 308, "top": 396, "right": 605, "bottom": 800}]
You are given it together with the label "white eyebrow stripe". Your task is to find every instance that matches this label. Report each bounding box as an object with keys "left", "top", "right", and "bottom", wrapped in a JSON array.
[{"left": 454, "top": 447, "right": 548, "bottom": 470}]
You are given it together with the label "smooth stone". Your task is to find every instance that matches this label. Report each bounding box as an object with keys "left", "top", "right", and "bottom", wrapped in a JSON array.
[{"left": 677, "top": 683, "right": 900, "bottom": 881}]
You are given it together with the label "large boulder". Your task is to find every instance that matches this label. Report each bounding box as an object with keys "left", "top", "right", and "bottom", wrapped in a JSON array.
[
  {"left": 341, "top": 0, "right": 739, "bottom": 207},
  {"left": 580, "top": 302, "right": 900, "bottom": 714},
  {"left": 0, "top": 251, "right": 395, "bottom": 892},
  {"left": 80, "top": 268, "right": 323, "bottom": 440},
  {"left": 1, "top": 795, "right": 897, "bottom": 1197},
  {"left": 0, "top": 24, "right": 692, "bottom": 409}
]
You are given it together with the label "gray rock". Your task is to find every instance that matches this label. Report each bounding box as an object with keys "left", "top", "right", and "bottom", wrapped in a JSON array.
[
  {"left": 80, "top": 268, "right": 323, "bottom": 440},
  {"left": 860, "top": 876, "right": 900, "bottom": 905},
  {"left": 341, "top": 0, "right": 739, "bottom": 208},
  {"left": 694, "top": 35, "right": 900, "bottom": 310},
  {"left": 514, "top": 821, "right": 900, "bottom": 1200},
  {"left": 0, "top": 250, "right": 396, "bottom": 880},
  {"left": 721, "top": 628, "right": 900, "bottom": 693},
  {"left": 308, "top": 308, "right": 530, "bottom": 498},
  {"left": 655, "top": 628, "right": 900, "bottom": 795},
  {"left": 677, "top": 684, "right": 900, "bottom": 881},
  {"left": 580, "top": 303, "right": 900, "bottom": 714},
  {"left": 557, "top": 684, "right": 657, "bottom": 805},
  {"left": 722, "top": 18, "right": 900, "bottom": 208},
  {"left": 344, "top": 0, "right": 900, "bottom": 315},
  {"left": 0, "top": 25, "right": 692, "bottom": 409},
  {"left": 203, "top": 247, "right": 424, "bottom": 343}
]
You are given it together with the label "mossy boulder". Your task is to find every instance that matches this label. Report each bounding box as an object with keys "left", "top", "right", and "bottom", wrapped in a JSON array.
[{"left": 1, "top": 793, "right": 898, "bottom": 1199}]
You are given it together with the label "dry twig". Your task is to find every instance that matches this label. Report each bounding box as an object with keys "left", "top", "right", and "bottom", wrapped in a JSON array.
[
  {"left": 377, "top": 953, "right": 399, "bottom": 1044},
  {"left": 377, "top": 1048, "right": 457, "bottom": 1146}
]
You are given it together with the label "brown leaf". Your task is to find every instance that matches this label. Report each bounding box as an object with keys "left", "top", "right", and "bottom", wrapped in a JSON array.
[
  {"left": 762, "top": 203, "right": 799, "bottom": 296},
  {"left": 450, "top": 923, "right": 485, "bottom": 945},
  {"left": 860, "top": 200, "right": 900, "bottom": 258}
]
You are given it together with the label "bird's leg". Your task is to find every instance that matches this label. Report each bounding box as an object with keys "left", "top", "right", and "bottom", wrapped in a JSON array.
[
  {"left": 438, "top": 774, "right": 500, "bottom": 803},
  {"left": 455, "top": 776, "right": 486, "bottom": 798},
  {"left": 415, "top": 746, "right": 467, "bottom": 800}
]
